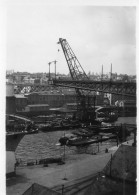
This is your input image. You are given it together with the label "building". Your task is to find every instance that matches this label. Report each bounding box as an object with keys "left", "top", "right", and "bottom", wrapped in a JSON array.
[
  {"left": 118, "top": 100, "right": 136, "bottom": 107},
  {"left": 25, "top": 91, "right": 104, "bottom": 109},
  {"left": 15, "top": 95, "right": 28, "bottom": 111},
  {"left": 115, "top": 99, "right": 136, "bottom": 116},
  {"left": 25, "top": 104, "right": 49, "bottom": 112},
  {"left": 22, "top": 183, "right": 61, "bottom": 195},
  {"left": 6, "top": 83, "right": 16, "bottom": 114},
  {"left": 25, "top": 92, "right": 76, "bottom": 108},
  {"left": 23, "top": 77, "right": 35, "bottom": 84},
  {"left": 118, "top": 100, "right": 136, "bottom": 111},
  {"left": 109, "top": 72, "right": 117, "bottom": 81},
  {"left": 85, "top": 141, "right": 136, "bottom": 195}
]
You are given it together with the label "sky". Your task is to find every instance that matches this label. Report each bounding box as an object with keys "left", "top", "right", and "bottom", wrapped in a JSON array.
[{"left": 6, "top": 5, "right": 136, "bottom": 75}]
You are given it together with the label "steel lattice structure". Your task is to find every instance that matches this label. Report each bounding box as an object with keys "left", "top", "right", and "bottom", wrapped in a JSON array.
[
  {"left": 58, "top": 38, "right": 88, "bottom": 80},
  {"left": 14, "top": 83, "right": 51, "bottom": 94},
  {"left": 58, "top": 38, "right": 97, "bottom": 121},
  {"left": 52, "top": 79, "right": 136, "bottom": 97},
  {"left": 14, "top": 80, "right": 136, "bottom": 97}
]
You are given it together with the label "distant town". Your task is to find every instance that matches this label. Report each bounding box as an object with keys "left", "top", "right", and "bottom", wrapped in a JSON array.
[{"left": 6, "top": 69, "right": 136, "bottom": 84}]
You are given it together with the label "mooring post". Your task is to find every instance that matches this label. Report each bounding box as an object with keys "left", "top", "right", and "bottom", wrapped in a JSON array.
[
  {"left": 62, "top": 184, "right": 64, "bottom": 195},
  {"left": 97, "top": 137, "right": 99, "bottom": 153},
  {"left": 117, "top": 136, "right": 118, "bottom": 147},
  {"left": 110, "top": 153, "right": 112, "bottom": 177}
]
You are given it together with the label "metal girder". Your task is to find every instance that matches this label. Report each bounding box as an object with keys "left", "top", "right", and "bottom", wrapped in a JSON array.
[
  {"left": 14, "top": 83, "right": 51, "bottom": 94},
  {"left": 58, "top": 38, "right": 88, "bottom": 80},
  {"left": 13, "top": 80, "right": 136, "bottom": 96},
  {"left": 14, "top": 79, "right": 136, "bottom": 97},
  {"left": 51, "top": 79, "right": 136, "bottom": 97}
]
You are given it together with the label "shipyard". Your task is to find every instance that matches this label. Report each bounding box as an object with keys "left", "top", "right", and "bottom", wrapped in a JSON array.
[{"left": 4, "top": 4, "right": 137, "bottom": 195}]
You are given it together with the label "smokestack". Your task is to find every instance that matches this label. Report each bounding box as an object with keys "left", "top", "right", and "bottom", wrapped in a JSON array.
[
  {"left": 111, "top": 63, "right": 112, "bottom": 80},
  {"left": 101, "top": 65, "right": 103, "bottom": 80}
]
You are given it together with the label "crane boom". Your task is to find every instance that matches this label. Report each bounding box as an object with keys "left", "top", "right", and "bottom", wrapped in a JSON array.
[
  {"left": 58, "top": 38, "right": 89, "bottom": 80},
  {"left": 58, "top": 38, "right": 96, "bottom": 122}
]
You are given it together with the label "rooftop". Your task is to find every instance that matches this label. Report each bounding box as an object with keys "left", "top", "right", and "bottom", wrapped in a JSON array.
[
  {"left": 27, "top": 104, "right": 49, "bottom": 107},
  {"left": 14, "top": 95, "right": 27, "bottom": 99},
  {"left": 23, "top": 183, "right": 60, "bottom": 195}
]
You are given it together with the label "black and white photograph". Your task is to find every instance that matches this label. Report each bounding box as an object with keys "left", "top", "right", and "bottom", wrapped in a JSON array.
[{"left": 1, "top": 0, "right": 137, "bottom": 194}]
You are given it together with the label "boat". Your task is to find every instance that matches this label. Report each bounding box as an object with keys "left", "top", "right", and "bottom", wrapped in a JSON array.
[
  {"left": 96, "top": 116, "right": 118, "bottom": 123},
  {"left": 26, "top": 129, "right": 39, "bottom": 134},
  {"left": 96, "top": 110, "right": 119, "bottom": 123},
  {"left": 67, "top": 135, "right": 117, "bottom": 146},
  {"left": 59, "top": 133, "right": 117, "bottom": 147},
  {"left": 39, "top": 122, "right": 81, "bottom": 132},
  {"left": 98, "top": 126, "right": 117, "bottom": 133},
  {"left": 59, "top": 133, "right": 75, "bottom": 146}
]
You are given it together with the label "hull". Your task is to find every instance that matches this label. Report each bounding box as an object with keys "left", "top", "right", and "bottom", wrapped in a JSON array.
[
  {"left": 59, "top": 133, "right": 117, "bottom": 147},
  {"left": 6, "top": 132, "right": 25, "bottom": 151},
  {"left": 67, "top": 135, "right": 117, "bottom": 146},
  {"left": 6, "top": 132, "right": 25, "bottom": 176},
  {"left": 40, "top": 124, "right": 81, "bottom": 132}
]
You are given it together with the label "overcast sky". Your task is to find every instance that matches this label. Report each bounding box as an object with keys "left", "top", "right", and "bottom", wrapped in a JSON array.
[{"left": 6, "top": 6, "right": 136, "bottom": 75}]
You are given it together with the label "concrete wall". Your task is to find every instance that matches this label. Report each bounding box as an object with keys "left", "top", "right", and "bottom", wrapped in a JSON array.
[{"left": 6, "top": 151, "right": 16, "bottom": 175}]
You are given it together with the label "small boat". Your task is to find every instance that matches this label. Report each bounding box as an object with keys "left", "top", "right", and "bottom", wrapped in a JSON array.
[
  {"left": 96, "top": 111, "right": 118, "bottom": 123},
  {"left": 98, "top": 126, "right": 116, "bottom": 133},
  {"left": 26, "top": 129, "right": 39, "bottom": 134},
  {"left": 59, "top": 134, "right": 117, "bottom": 147},
  {"left": 39, "top": 123, "right": 81, "bottom": 132},
  {"left": 59, "top": 133, "right": 76, "bottom": 146},
  {"left": 67, "top": 135, "right": 117, "bottom": 146}
]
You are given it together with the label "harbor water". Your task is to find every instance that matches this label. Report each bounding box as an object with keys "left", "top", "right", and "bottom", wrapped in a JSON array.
[{"left": 15, "top": 117, "right": 136, "bottom": 164}]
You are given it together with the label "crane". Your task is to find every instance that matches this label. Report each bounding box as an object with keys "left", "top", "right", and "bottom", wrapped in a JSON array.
[
  {"left": 48, "top": 60, "right": 57, "bottom": 79},
  {"left": 58, "top": 38, "right": 96, "bottom": 122}
]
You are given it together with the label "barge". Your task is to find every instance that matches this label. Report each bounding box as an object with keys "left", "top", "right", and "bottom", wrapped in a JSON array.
[
  {"left": 67, "top": 135, "right": 117, "bottom": 146},
  {"left": 59, "top": 133, "right": 117, "bottom": 147}
]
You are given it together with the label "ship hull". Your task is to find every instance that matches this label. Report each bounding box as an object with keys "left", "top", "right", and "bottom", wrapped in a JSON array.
[
  {"left": 6, "top": 133, "right": 25, "bottom": 151},
  {"left": 6, "top": 133, "right": 25, "bottom": 177}
]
